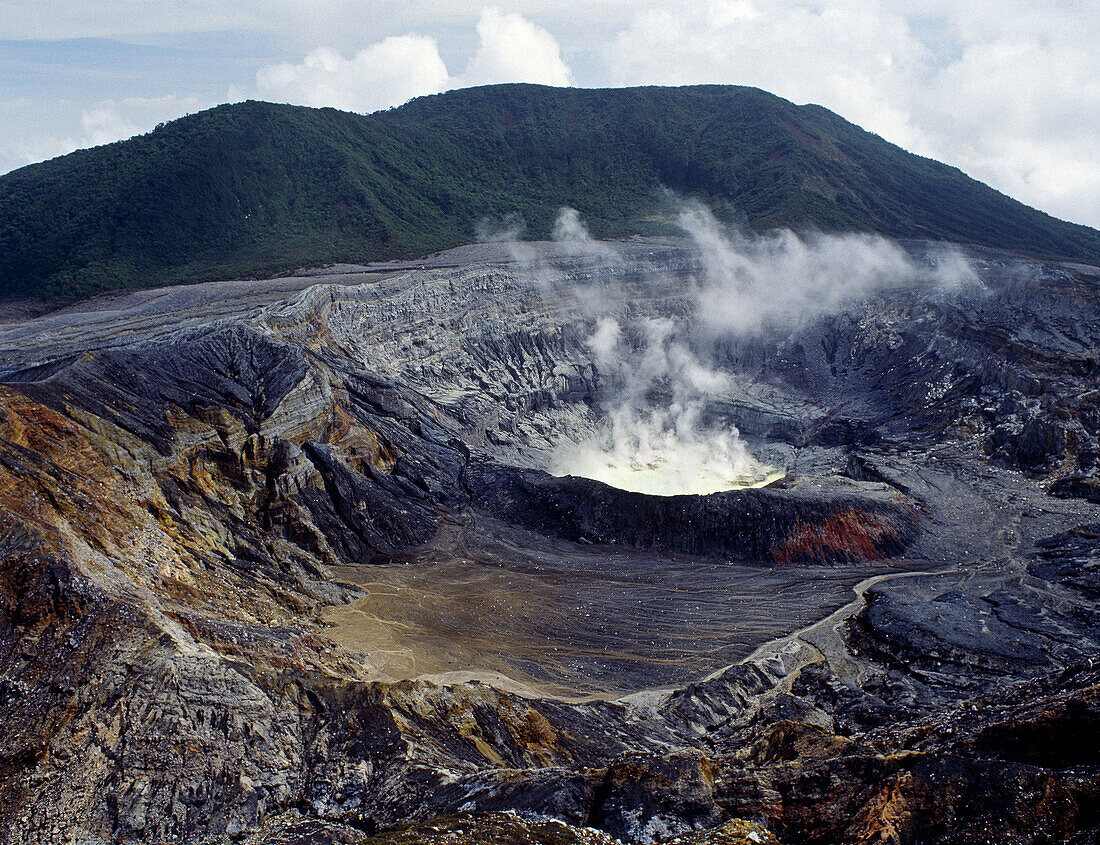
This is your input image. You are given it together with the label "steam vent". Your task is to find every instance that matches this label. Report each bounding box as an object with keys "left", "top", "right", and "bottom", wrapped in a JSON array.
[{"left": 1, "top": 91, "right": 1100, "bottom": 845}]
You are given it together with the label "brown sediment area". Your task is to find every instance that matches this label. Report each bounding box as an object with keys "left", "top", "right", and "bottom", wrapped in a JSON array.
[{"left": 323, "top": 549, "right": 918, "bottom": 698}]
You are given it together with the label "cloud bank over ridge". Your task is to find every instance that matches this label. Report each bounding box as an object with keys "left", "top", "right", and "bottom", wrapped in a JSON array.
[
  {"left": 2, "top": 0, "right": 1098, "bottom": 229},
  {"left": 254, "top": 8, "right": 572, "bottom": 114}
]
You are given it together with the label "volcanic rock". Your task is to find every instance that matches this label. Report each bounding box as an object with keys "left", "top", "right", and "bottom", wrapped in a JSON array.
[{"left": 0, "top": 241, "right": 1096, "bottom": 843}]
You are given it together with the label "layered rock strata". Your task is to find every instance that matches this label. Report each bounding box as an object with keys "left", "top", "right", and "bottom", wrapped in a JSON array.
[{"left": 0, "top": 242, "right": 1096, "bottom": 843}]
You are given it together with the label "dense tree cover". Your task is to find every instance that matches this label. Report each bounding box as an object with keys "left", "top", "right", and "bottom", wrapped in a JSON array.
[{"left": 2, "top": 84, "right": 1098, "bottom": 301}]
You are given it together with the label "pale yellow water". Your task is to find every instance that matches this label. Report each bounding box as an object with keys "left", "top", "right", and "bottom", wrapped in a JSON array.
[{"left": 553, "top": 444, "right": 785, "bottom": 495}]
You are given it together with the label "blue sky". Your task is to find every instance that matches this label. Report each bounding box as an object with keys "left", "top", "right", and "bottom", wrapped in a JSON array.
[{"left": 2, "top": 0, "right": 1098, "bottom": 229}]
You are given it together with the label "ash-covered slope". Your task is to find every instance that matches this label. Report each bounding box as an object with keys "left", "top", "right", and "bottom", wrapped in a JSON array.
[
  {"left": 3, "top": 84, "right": 1100, "bottom": 302},
  {"left": 0, "top": 239, "right": 1098, "bottom": 844}
]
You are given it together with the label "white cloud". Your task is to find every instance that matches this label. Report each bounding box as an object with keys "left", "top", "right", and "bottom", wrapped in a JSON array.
[
  {"left": 254, "top": 35, "right": 450, "bottom": 112},
  {"left": 915, "top": 30, "right": 1100, "bottom": 226},
  {"left": 84, "top": 95, "right": 204, "bottom": 140},
  {"left": 605, "top": 1, "right": 928, "bottom": 147},
  {"left": 603, "top": 0, "right": 1100, "bottom": 228},
  {"left": 80, "top": 104, "right": 142, "bottom": 147},
  {"left": 462, "top": 7, "right": 573, "bottom": 87},
  {"left": 252, "top": 7, "right": 572, "bottom": 115}
]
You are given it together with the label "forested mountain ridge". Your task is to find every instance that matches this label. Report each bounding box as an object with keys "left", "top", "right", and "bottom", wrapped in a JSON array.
[{"left": 2, "top": 83, "right": 1098, "bottom": 301}]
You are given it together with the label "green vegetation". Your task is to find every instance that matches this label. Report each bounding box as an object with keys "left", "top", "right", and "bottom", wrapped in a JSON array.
[{"left": 2, "top": 84, "right": 1098, "bottom": 301}]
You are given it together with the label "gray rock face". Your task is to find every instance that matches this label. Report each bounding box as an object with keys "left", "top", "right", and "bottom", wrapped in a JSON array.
[
  {"left": 467, "top": 463, "right": 918, "bottom": 562},
  {"left": 0, "top": 240, "right": 1097, "bottom": 843}
]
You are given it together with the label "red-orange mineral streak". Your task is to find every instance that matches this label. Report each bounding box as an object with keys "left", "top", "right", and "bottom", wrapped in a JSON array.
[{"left": 772, "top": 507, "right": 907, "bottom": 564}]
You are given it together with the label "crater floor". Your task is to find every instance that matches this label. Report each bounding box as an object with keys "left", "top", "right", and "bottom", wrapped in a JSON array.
[
  {"left": 0, "top": 239, "right": 1098, "bottom": 844},
  {"left": 323, "top": 522, "right": 910, "bottom": 697}
]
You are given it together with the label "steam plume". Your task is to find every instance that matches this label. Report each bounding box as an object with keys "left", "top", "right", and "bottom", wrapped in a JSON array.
[
  {"left": 678, "top": 201, "right": 977, "bottom": 336},
  {"left": 550, "top": 315, "right": 772, "bottom": 495},
  {"left": 499, "top": 202, "right": 977, "bottom": 495}
]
